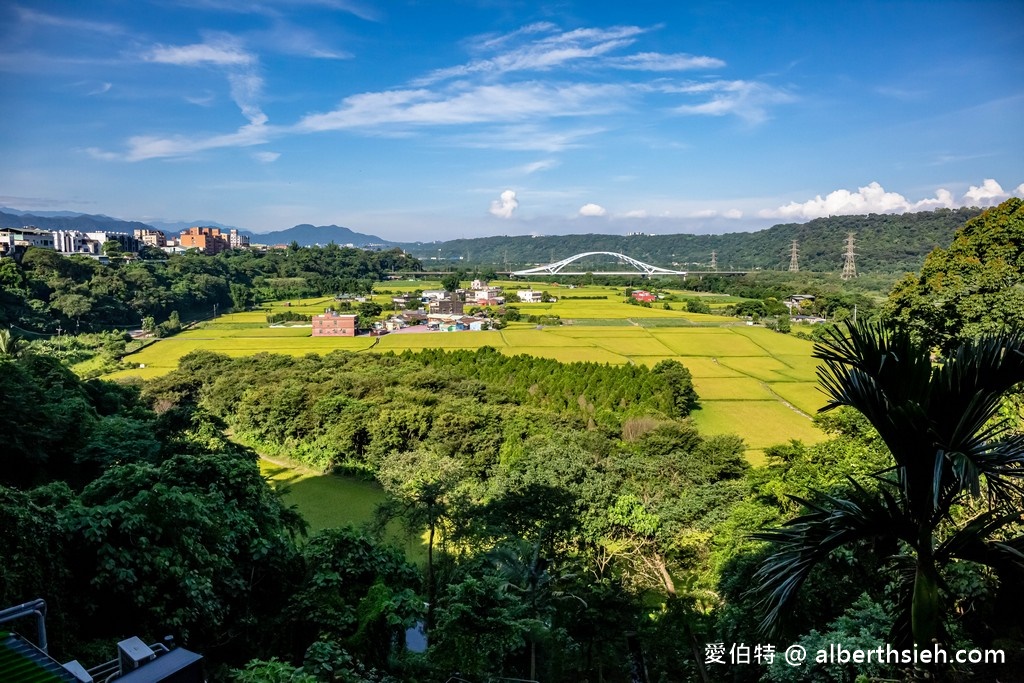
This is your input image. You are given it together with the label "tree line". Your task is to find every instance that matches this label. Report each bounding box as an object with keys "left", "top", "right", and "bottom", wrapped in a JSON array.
[{"left": 0, "top": 244, "right": 420, "bottom": 335}]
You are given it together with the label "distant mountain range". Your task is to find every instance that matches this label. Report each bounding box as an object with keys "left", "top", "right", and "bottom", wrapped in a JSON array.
[{"left": 0, "top": 209, "right": 391, "bottom": 247}]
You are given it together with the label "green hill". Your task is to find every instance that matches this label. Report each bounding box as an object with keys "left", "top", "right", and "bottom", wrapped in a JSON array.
[{"left": 403, "top": 208, "right": 982, "bottom": 274}]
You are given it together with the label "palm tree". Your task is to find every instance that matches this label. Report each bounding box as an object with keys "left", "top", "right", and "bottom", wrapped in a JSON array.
[
  {"left": 0, "top": 328, "right": 24, "bottom": 358},
  {"left": 753, "top": 321, "right": 1024, "bottom": 648}
]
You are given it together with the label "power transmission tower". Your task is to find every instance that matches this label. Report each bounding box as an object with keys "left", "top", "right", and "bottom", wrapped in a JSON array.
[
  {"left": 788, "top": 240, "right": 800, "bottom": 272},
  {"left": 710, "top": 251, "right": 718, "bottom": 271},
  {"left": 841, "top": 233, "right": 858, "bottom": 280}
]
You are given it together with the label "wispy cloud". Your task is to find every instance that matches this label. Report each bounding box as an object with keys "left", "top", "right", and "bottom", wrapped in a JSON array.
[
  {"left": 88, "top": 121, "right": 272, "bottom": 161},
  {"left": 607, "top": 52, "right": 725, "bottom": 71},
  {"left": 14, "top": 6, "right": 125, "bottom": 36},
  {"left": 93, "top": 20, "right": 789, "bottom": 161},
  {"left": 145, "top": 34, "right": 267, "bottom": 126},
  {"left": 414, "top": 24, "right": 650, "bottom": 85},
  {"left": 518, "top": 159, "right": 559, "bottom": 174},
  {"left": 252, "top": 151, "right": 280, "bottom": 163},
  {"left": 145, "top": 40, "right": 255, "bottom": 67},
  {"left": 174, "top": 0, "right": 380, "bottom": 22},
  {"left": 454, "top": 125, "right": 605, "bottom": 152},
  {"left": 671, "top": 80, "right": 794, "bottom": 124},
  {"left": 296, "top": 82, "right": 624, "bottom": 131}
]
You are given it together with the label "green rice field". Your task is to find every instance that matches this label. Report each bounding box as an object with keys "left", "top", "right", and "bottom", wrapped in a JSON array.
[{"left": 106, "top": 287, "right": 830, "bottom": 460}]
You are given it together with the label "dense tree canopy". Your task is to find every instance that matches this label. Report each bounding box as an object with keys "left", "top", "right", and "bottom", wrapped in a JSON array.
[{"left": 885, "top": 198, "right": 1024, "bottom": 354}]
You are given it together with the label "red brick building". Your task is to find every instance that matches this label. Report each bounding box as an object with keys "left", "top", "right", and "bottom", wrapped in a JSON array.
[{"left": 312, "top": 311, "right": 357, "bottom": 336}]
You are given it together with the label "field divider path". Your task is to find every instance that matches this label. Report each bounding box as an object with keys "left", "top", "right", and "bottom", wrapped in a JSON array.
[{"left": 759, "top": 381, "right": 813, "bottom": 420}]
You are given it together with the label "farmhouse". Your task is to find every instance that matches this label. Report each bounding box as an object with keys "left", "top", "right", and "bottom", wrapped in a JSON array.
[
  {"left": 631, "top": 290, "right": 656, "bottom": 303},
  {"left": 517, "top": 289, "right": 543, "bottom": 303},
  {"left": 312, "top": 311, "right": 357, "bottom": 336}
]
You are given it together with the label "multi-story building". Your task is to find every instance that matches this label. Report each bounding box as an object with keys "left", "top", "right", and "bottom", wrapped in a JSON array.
[
  {"left": 84, "top": 231, "right": 141, "bottom": 254},
  {"left": 428, "top": 298, "right": 464, "bottom": 315},
  {"left": 0, "top": 227, "right": 55, "bottom": 257},
  {"left": 178, "top": 227, "right": 230, "bottom": 254},
  {"left": 134, "top": 229, "right": 167, "bottom": 248},
  {"left": 228, "top": 229, "right": 249, "bottom": 249},
  {"left": 517, "top": 289, "right": 543, "bottom": 303},
  {"left": 312, "top": 311, "right": 357, "bottom": 336},
  {"left": 51, "top": 230, "right": 98, "bottom": 254}
]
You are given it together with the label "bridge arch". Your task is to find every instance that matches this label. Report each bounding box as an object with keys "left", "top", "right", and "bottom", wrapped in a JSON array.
[{"left": 511, "top": 251, "right": 687, "bottom": 276}]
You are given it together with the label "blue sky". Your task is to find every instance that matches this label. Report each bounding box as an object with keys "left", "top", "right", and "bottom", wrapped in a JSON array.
[{"left": 1, "top": 1, "right": 1022, "bottom": 240}]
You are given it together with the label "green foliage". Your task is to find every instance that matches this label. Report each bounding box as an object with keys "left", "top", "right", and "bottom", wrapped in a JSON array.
[
  {"left": 753, "top": 320, "right": 1024, "bottom": 651},
  {"left": 267, "top": 310, "right": 312, "bottom": 324},
  {"left": 885, "top": 198, "right": 1024, "bottom": 354},
  {"left": 0, "top": 244, "right": 420, "bottom": 336}
]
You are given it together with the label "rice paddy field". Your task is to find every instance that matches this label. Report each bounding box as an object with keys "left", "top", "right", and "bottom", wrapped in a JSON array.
[{"left": 105, "top": 282, "right": 829, "bottom": 461}]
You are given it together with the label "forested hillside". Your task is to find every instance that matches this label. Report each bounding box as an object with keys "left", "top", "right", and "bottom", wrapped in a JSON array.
[
  {"left": 0, "top": 245, "right": 419, "bottom": 334},
  {"left": 407, "top": 208, "right": 981, "bottom": 274}
]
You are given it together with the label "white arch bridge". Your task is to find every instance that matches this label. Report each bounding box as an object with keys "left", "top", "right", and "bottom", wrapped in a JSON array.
[{"left": 511, "top": 251, "right": 688, "bottom": 277}]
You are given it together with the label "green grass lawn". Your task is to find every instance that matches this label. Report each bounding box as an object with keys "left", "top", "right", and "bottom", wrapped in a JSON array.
[{"left": 259, "top": 458, "right": 428, "bottom": 564}]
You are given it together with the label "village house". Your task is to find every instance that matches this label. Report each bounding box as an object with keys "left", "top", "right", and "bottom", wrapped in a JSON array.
[
  {"left": 517, "top": 289, "right": 543, "bottom": 303},
  {"left": 312, "top": 310, "right": 357, "bottom": 336},
  {"left": 429, "top": 298, "right": 464, "bottom": 315},
  {"left": 631, "top": 290, "right": 657, "bottom": 303}
]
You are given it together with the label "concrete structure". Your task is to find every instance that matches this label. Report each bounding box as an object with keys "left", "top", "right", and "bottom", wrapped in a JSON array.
[
  {"left": 179, "top": 227, "right": 230, "bottom": 254},
  {"left": 312, "top": 311, "right": 357, "bottom": 336},
  {"left": 85, "top": 231, "right": 141, "bottom": 254},
  {"left": 517, "top": 289, "right": 543, "bottom": 303},
  {"left": 428, "top": 298, "right": 464, "bottom": 315},
  {"left": 134, "top": 229, "right": 167, "bottom": 248},
  {"left": 228, "top": 229, "right": 249, "bottom": 249},
  {"left": 0, "top": 227, "right": 55, "bottom": 253}
]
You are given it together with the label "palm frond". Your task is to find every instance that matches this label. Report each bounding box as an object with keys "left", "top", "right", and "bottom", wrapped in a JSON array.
[
  {"left": 935, "top": 509, "right": 1024, "bottom": 571},
  {"left": 751, "top": 479, "right": 912, "bottom": 635}
]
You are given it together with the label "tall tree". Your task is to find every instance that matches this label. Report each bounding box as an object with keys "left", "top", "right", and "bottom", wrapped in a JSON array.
[
  {"left": 753, "top": 321, "right": 1024, "bottom": 650},
  {"left": 885, "top": 198, "right": 1024, "bottom": 354}
]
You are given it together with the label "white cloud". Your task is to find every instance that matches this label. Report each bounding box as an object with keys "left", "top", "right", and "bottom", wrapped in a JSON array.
[
  {"left": 723, "top": 209, "right": 744, "bottom": 219},
  {"left": 490, "top": 190, "right": 519, "bottom": 218},
  {"left": 1015, "top": 184, "right": 1024, "bottom": 197},
  {"left": 963, "top": 178, "right": 1007, "bottom": 205},
  {"left": 758, "top": 180, "right": 1019, "bottom": 220},
  {"left": 579, "top": 203, "right": 607, "bottom": 217},
  {"left": 607, "top": 52, "right": 725, "bottom": 71},
  {"left": 622, "top": 209, "right": 648, "bottom": 218},
  {"left": 86, "top": 82, "right": 112, "bottom": 96}
]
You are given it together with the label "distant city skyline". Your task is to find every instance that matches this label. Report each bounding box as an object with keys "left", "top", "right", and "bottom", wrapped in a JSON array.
[{"left": 1, "top": 1, "right": 1021, "bottom": 240}]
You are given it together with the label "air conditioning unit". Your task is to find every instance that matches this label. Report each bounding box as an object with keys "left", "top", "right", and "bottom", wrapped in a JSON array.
[{"left": 117, "top": 637, "right": 155, "bottom": 675}]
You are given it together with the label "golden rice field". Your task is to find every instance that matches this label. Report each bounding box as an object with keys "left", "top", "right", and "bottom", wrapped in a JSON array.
[{"left": 106, "top": 288, "right": 829, "bottom": 461}]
